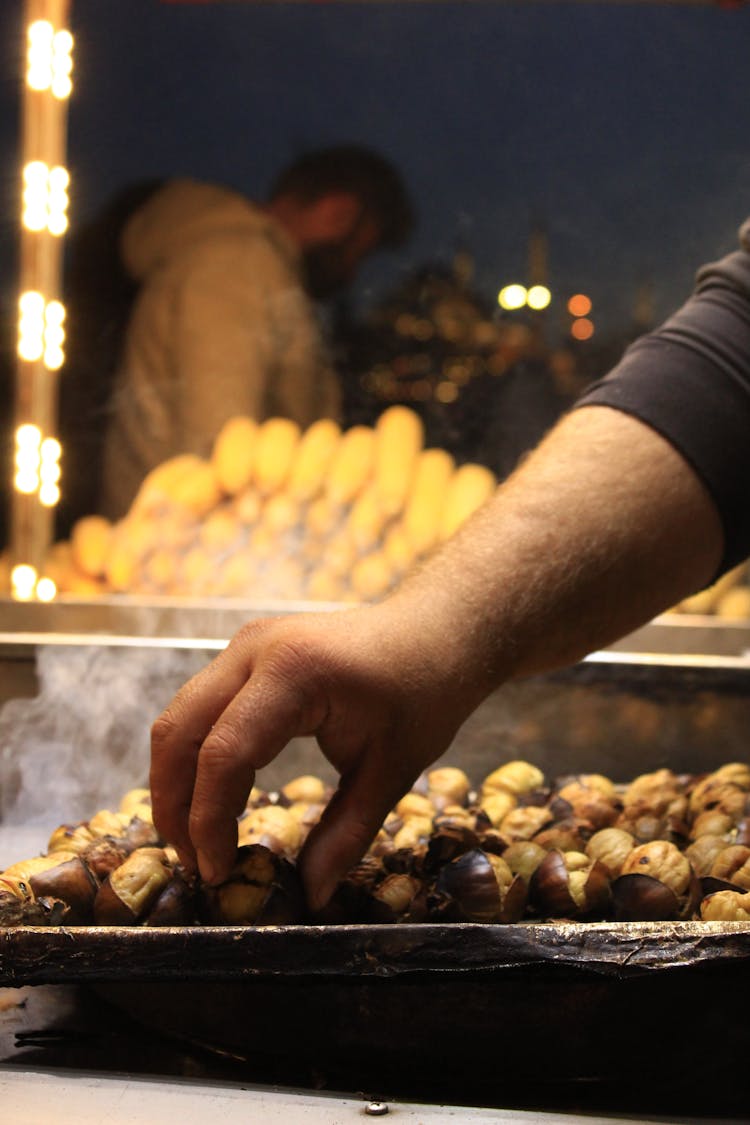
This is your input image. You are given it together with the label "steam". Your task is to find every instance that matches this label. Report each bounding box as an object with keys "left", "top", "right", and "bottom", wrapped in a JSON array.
[{"left": 0, "top": 643, "right": 211, "bottom": 827}]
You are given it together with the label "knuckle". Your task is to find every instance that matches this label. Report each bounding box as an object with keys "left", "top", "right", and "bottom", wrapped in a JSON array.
[
  {"left": 150, "top": 708, "right": 180, "bottom": 750},
  {"left": 199, "top": 727, "right": 244, "bottom": 777},
  {"left": 232, "top": 617, "right": 277, "bottom": 652}
]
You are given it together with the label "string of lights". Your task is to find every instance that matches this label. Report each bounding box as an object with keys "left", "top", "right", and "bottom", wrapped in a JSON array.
[{"left": 11, "top": 0, "right": 73, "bottom": 601}]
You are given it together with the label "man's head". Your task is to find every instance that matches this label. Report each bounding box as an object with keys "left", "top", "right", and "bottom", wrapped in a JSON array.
[{"left": 266, "top": 145, "right": 415, "bottom": 300}]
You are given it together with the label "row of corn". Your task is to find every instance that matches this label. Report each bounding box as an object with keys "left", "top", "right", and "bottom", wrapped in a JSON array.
[{"left": 7, "top": 407, "right": 499, "bottom": 602}]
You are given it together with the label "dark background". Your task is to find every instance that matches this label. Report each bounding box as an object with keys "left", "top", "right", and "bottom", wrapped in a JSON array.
[
  {"left": 1, "top": 0, "right": 749, "bottom": 335},
  {"left": 1, "top": 0, "right": 749, "bottom": 541}
]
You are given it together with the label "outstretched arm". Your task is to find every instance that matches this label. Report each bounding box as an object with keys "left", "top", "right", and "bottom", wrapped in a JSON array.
[{"left": 150, "top": 404, "right": 723, "bottom": 909}]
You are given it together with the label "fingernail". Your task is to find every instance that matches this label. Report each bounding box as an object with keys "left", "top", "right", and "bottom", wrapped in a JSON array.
[
  {"left": 177, "top": 850, "right": 197, "bottom": 875},
  {"left": 197, "top": 851, "right": 219, "bottom": 886},
  {"left": 308, "top": 878, "right": 335, "bottom": 914}
]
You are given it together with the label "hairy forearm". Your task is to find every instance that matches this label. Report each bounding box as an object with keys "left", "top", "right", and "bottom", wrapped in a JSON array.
[{"left": 390, "top": 405, "right": 725, "bottom": 702}]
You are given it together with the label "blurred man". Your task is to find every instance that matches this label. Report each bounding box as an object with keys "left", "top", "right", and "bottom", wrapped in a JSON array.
[{"left": 95, "top": 146, "right": 413, "bottom": 519}]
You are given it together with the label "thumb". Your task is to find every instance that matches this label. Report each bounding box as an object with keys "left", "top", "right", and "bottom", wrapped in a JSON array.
[{"left": 299, "top": 762, "right": 407, "bottom": 912}]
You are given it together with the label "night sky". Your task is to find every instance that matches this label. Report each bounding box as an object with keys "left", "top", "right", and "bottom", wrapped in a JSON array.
[{"left": 1, "top": 0, "right": 749, "bottom": 337}]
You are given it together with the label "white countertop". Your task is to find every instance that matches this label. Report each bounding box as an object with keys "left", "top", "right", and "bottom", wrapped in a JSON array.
[{"left": 1, "top": 1066, "right": 739, "bottom": 1125}]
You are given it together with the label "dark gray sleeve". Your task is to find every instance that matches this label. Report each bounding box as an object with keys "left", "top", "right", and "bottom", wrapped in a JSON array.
[{"left": 575, "top": 220, "right": 750, "bottom": 576}]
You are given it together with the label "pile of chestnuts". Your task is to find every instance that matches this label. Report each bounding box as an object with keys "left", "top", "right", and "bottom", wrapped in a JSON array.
[{"left": 3, "top": 759, "right": 750, "bottom": 928}]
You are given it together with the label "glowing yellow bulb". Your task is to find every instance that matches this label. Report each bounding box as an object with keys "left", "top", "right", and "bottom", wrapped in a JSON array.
[
  {"left": 54, "top": 30, "right": 74, "bottom": 56},
  {"left": 22, "top": 164, "right": 70, "bottom": 235},
  {"left": 498, "top": 284, "right": 527, "bottom": 311},
  {"left": 15, "top": 448, "right": 40, "bottom": 474},
  {"left": 29, "top": 20, "right": 53, "bottom": 44},
  {"left": 45, "top": 301, "right": 65, "bottom": 326},
  {"left": 14, "top": 471, "right": 39, "bottom": 494},
  {"left": 36, "top": 577, "right": 57, "bottom": 602},
  {"left": 11, "top": 564, "right": 38, "bottom": 601},
  {"left": 18, "top": 294, "right": 67, "bottom": 367},
  {"left": 51, "top": 75, "right": 73, "bottom": 100},
  {"left": 23, "top": 161, "right": 46, "bottom": 184},
  {"left": 41, "top": 437, "right": 62, "bottom": 462},
  {"left": 16, "top": 423, "right": 42, "bottom": 448},
  {"left": 27, "top": 21, "right": 73, "bottom": 97},
  {"left": 19, "top": 291, "right": 44, "bottom": 315},
  {"left": 527, "top": 285, "right": 551, "bottom": 311},
  {"left": 44, "top": 347, "right": 65, "bottom": 370},
  {"left": 39, "top": 481, "right": 61, "bottom": 507}
]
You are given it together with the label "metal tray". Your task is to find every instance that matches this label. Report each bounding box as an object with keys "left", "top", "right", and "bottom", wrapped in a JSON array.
[
  {"left": 3, "top": 920, "right": 750, "bottom": 1087},
  {"left": 4, "top": 594, "right": 750, "bottom": 654}
]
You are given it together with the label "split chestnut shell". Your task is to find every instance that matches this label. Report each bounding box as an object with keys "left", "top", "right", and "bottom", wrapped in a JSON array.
[{"left": 434, "top": 848, "right": 527, "bottom": 923}]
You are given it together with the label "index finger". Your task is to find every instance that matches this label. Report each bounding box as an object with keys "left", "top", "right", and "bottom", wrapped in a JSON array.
[
  {"left": 185, "top": 659, "right": 329, "bottom": 885},
  {"left": 150, "top": 630, "right": 264, "bottom": 864}
]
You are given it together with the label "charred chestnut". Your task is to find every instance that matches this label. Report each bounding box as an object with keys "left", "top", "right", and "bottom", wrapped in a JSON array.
[
  {"left": 613, "top": 841, "right": 700, "bottom": 921},
  {"left": 435, "top": 848, "right": 526, "bottom": 923},
  {"left": 368, "top": 873, "right": 425, "bottom": 923},
  {"left": 529, "top": 849, "right": 610, "bottom": 919},
  {"left": 83, "top": 837, "right": 132, "bottom": 880},
  {"left": 93, "top": 847, "right": 172, "bottom": 924},
  {"left": 203, "top": 844, "right": 305, "bottom": 925},
  {"left": 533, "top": 817, "right": 592, "bottom": 853},
  {"left": 146, "top": 870, "right": 198, "bottom": 926},
  {"left": 28, "top": 855, "right": 99, "bottom": 924}
]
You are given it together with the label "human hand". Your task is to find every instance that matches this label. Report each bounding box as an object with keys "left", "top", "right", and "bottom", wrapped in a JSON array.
[{"left": 150, "top": 601, "right": 476, "bottom": 911}]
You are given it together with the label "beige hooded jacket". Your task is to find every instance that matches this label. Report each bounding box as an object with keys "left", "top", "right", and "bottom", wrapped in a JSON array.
[{"left": 100, "top": 179, "right": 341, "bottom": 519}]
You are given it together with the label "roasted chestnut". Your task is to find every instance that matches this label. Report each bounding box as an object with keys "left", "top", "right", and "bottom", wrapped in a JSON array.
[
  {"left": 585, "top": 828, "right": 635, "bottom": 878},
  {"left": 146, "top": 870, "right": 198, "bottom": 926},
  {"left": 684, "top": 833, "right": 728, "bottom": 877},
  {"left": 47, "top": 823, "right": 95, "bottom": 854},
  {"left": 623, "top": 769, "right": 684, "bottom": 813},
  {"left": 481, "top": 760, "right": 545, "bottom": 799},
  {"left": 529, "top": 849, "right": 610, "bottom": 919},
  {"left": 499, "top": 804, "right": 553, "bottom": 842},
  {"left": 29, "top": 855, "right": 99, "bottom": 924},
  {"left": 434, "top": 848, "right": 527, "bottom": 923},
  {"left": 368, "top": 873, "right": 426, "bottom": 923},
  {"left": 477, "top": 790, "right": 517, "bottom": 828},
  {"left": 700, "top": 887, "right": 750, "bottom": 921},
  {"left": 202, "top": 844, "right": 305, "bottom": 925},
  {"left": 501, "top": 841, "right": 547, "bottom": 882},
  {"left": 93, "top": 847, "right": 172, "bottom": 924},
  {"left": 613, "top": 841, "right": 700, "bottom": 921},
  {"left": 394, "top": 792, "right": 435, "bottom": 821},
  {"left": 426, "top": 766, "right": 471, "bottom": 807},
  {"left": 709, "top": 845, "right": 750, "bottom": 890},
  {"left": 553, "top": 778, "right": 621, "bottom": 831},
  {"left": 280, "top": 774, "right": 329, "bottom": 806},
  {"left": 237, "top": 804, "right": 303, "bottom": 857}
]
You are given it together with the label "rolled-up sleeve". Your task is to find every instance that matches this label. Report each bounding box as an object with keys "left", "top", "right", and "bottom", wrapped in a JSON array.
[{"left": 576, "top": 219, "right": 750, "bottom": 575}]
